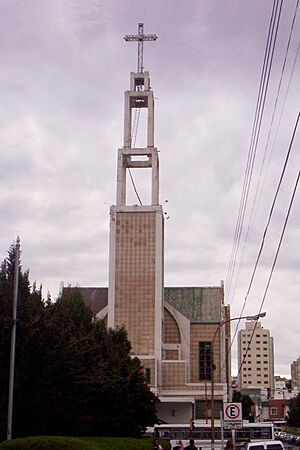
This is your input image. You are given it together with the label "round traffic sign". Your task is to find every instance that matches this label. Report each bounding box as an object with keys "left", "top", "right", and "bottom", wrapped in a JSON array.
[{"left": 225, "top": 403, "right": 240, "bottom": 419}]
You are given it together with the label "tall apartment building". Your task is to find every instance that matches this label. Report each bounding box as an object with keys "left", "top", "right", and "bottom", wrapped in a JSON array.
[
  {"left": 291, "top": 356, "right": 300, "bottom": 389},
  {"left": 238, "top": 321, "right": 274, "bottom": 393}
]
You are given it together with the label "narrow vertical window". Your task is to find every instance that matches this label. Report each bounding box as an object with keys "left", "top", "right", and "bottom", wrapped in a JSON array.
[
  {"left": 199, "top": 341, "right": 212, "bottom": 380},
  {"left": 145, "top": 368, "right": 151, "bottom": 384}
]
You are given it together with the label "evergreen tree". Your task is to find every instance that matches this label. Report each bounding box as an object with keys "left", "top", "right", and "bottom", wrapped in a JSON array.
[
  {"left": 0, "top": 245, "right": 158, "bottom": 439},
  {"left": 286, "top": 393, "right": 300, "bottom": 427},
  {"left": 232, "top": 390, "right": 255, "bottom": 421},
  {"left": 0, "top": 243, "right": 43, "bottom": 440}
]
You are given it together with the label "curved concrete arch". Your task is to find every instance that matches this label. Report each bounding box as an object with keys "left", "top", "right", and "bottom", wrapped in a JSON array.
[
  {"left": 96, "top": 305, "right": 108, "bottom": 321},
  {"left": 164, "top": 301, "right": 190, "bottom": 372}
]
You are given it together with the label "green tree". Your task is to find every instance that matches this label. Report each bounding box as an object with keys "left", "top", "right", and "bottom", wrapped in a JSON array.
[
  {"left": 0, "top": 243, "right": 43, "bottom": 441},
  {"left": 232, "top": 390, "right": 255, "bottom": 421},
  {"left": 0, "top": 245, "right": 158, "bottom": 439},
  {"left": 286, "top": 393, "right": 300, "bottom": 427}
]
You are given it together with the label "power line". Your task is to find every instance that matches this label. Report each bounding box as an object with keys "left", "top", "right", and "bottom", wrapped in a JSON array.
[
  {"left": 237, "top": 165, "right": 300, "bottom": 378},
  {"left": 228, "top": 0, "right": 300, "bottom": 307},
  {"left": 228, "top": 112, "right": 299, "bottom": 360},
  {"left": 226, "top": 0, "right": 283, "bottom": 303},
  {"left": 128, "top": 167, "right": 143, "bottom": 206},
  {"left": 226, "top": 0, "right": 280, "bottom": 299}
]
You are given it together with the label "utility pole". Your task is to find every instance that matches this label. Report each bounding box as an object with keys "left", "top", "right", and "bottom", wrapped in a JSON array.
[{"left": 7, "top": 236, "right": 20, "bottom": 440}]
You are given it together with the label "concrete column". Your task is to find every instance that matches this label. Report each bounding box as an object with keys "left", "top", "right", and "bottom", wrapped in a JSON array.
[
  {"left": 151, "top": 149, "right": 159, "bottom": 205},
  {"left": 124, "top": 92, "right": 131, "bottom": 148},
  {"left": 107, "top": 206, "right": 116, "bottom": 328},
  {"left": 147, "top": 92, "right": 154, "bottom": 147},
  {"left": 155, "top": 208, "right": 163, "bottom": 363},
  {"left": 116, "top": 149, "right": 126, "bottom": 206}
]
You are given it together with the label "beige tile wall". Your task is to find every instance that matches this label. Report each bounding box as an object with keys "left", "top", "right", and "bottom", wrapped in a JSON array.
[
  {"left": 164, "top": 308, "right": 181, "bottom": 343},
  {"left": 114, "top": 211, "right": 156, "bottom": 354},
  {"left": 162, "top": 361, "right": 187, "bottom": 389}
]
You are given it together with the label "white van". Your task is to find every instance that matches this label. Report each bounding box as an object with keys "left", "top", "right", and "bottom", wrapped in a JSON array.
[{"left": 245, "top": 441, "right": 284, "bottom": 450}]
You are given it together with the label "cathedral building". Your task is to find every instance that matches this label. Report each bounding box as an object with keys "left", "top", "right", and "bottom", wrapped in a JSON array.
[{"left": 63, "top": 25, "right": 231, "bottom": 424}]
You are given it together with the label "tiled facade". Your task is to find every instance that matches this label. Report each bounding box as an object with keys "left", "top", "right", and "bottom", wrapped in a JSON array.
[
  {"left": 164, "top": 309, "right": 181, "bottom": 344},
  {"left": 115, "top": 211, "right": 156, "bottom": 354},
  {"left": 162, "top": 361, "right": 187, "bottom": 389}
]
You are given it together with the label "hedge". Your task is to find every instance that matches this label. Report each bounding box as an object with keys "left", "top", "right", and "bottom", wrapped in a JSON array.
[{"left": 0, "top": 436, "right": 171, "bottom": 450}]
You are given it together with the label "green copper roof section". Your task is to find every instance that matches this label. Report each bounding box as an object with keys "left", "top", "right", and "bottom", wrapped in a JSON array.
[{"left": 164, "top": 287, "right": 222, "bottom": 323}]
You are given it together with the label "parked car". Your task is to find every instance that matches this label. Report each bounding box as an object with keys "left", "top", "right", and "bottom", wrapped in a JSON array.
[
  {"left": 277, "top": 432, "right": 287, "bottom": 441},
  {"left": 295, "top": 435, "right": 300, "bottom": 446},
  {"left": 244, "top": 441, "right": 284, "bottom": 450},
  {"left": 286, "top": 434, "right": 296, "bottom": 444}
]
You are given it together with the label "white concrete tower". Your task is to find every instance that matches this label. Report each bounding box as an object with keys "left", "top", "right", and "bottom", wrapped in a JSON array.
[{"left": 108, "top": 24, "right": 163, "bottom": 393}]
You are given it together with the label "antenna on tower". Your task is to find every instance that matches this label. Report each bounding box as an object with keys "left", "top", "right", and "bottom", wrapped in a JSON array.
[{"left": 124, "top": 23, "right": 157, "bottom": 73}]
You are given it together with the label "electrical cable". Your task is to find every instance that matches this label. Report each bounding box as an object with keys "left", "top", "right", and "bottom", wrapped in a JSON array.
[
  {"left": 228, "top": 0, "right": 299, "bottom": 308},
  {"left": 237, "top": 167, "right": 300, "bottom": 379},
  {"left": 228, "top": 112, "right": 299, "bottom": 362},
  {"left": 226, "top": 0, "right": 279, "bottom": 299},
  {"left": 226, "top": 0, "right": 283, "bottom": 303},
  {"left": 128, "top": 167, "right": 143, "bottom": 206}
]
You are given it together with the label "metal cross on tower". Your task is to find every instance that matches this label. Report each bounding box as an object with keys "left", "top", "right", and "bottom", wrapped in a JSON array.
[{"left": 124, "top": 23, "right": 157, "bottom": 73}]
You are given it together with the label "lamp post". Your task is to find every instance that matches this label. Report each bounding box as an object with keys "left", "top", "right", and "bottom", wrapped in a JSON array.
[{"left": 210, "top": 312, "right": 266, "bottom": 450}]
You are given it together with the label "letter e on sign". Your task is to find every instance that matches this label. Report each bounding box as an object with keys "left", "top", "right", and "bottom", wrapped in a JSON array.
[{"left": 223, "top": 402, "right": 243, "bottom": 429}]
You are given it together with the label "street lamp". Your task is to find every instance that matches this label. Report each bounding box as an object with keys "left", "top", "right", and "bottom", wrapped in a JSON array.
[{"left": 210, "top": 312, "right": 266, "bottom": 450}]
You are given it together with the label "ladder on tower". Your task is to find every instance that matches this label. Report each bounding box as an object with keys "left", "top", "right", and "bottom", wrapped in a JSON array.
[{"left": 131, "top": 107, "right": 140, "bottom": 148}]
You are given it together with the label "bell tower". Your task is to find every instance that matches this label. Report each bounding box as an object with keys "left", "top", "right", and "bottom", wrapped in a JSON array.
[{"left": 108, "top": 24, "right": 163, "bottom": 392}]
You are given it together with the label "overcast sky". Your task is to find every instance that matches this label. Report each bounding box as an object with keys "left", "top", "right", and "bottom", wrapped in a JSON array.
[{"left": 1, "top": 0, "right": 299, "bottom": 377}]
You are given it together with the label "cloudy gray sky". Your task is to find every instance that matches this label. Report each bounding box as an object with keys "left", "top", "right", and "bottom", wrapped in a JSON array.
[{"left": 1, "top": 0, "right": 299, "bottom": 377}]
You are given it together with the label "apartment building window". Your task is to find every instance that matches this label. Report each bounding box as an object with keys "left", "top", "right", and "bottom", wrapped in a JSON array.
[
  {"left": 258, "top": 381, "right": 261, "bottom": 384},
  {"left": 257, "top": 368, "right": 261, "bottom": 371},
  {"left": 264, "top": 375, "right": 268, "bottom": 378},
  {"left": 199, "top": 341, "right": 212, "bottom": 380},
  {"left": 270, "top": 407, "right": 277, "bottom": 415},
  {"left": 263, "top": 341, "right": 268, "bottom": 344},
  {"left": 263, "top": 347, "right": 267, "bottom": 351},
  {"left": 257, "top": 354, "right": 261, "bottom": 357},
  {"left": 257, "top": 361, "right": 261, "bottom": 364},
  {"left": 256, "top": 341, "right": 260, "bottom": 344},
  {"left": 264, "top": 381, "right": 268, "bottom": 384}
]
